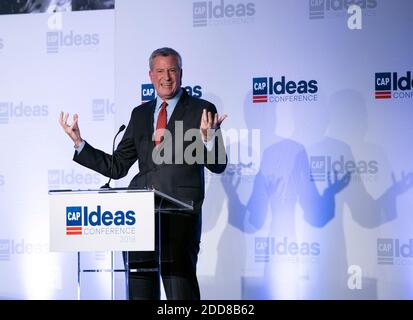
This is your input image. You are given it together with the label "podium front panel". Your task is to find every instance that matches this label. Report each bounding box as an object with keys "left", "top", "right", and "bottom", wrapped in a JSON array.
[{"left": 49, "top": 190, "right": 155, "bottom": 252}]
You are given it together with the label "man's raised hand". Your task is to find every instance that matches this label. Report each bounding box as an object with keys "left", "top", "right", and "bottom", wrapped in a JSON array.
[
  {"left": 200, "top": 109, "right": 227, "bottom": 142},
  {"left": 59, "top": 112, "right": 83, "bottom": 147}
]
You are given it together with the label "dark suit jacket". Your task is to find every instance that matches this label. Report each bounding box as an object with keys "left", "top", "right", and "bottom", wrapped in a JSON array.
[{"left": 73, "top": 89, "right": 227, "bottom": 252}]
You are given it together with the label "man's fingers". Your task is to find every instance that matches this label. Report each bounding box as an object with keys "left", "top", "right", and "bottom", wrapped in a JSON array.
[
  {"left": 59, "top": 112, "right": 80, "bottom": 132},
  {"left": 217, "top": 114, "right": 228, "bottom": 126},
  {"left": 213, "top": 114, "right": 219, "bottom": 128},
  {"left": 59, "top": 111, "right": 64, "bottom": 126},
  {"left": 211, "top": 113, "right": 228, "bottom": 128},
  {"left": 208, "top": 112, "right": 213, "bottom": 126},
  {"left": 72, "top": 114, "right": 79, "bottom": 128},
  {"left": 59, "top": 112, "right": 69, "bottom": 128},
  {"left": 201, "top": 109, "right": 227, "bottom": 129},
  {"left": 201, "top": 109, "right": 207, "bottom": 124}
]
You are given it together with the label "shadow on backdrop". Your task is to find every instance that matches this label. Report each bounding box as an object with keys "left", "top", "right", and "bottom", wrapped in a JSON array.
[
  {"left": 211, "top": 90, "right": 350, "bottom": 299},
  {"left": 291, "top": 89, "right": 413, "bottom": 299}
]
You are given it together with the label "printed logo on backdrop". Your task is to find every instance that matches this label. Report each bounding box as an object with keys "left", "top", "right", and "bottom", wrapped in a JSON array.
[
  {"left": 193, "top": 0, "right": 255, "bottom": 27},
  {"left": 205, "top": 162, "right": 257, "bottom": 184},
  {"left": 205, "top": 128, "right": 261, "bottom": 183},
  {"left": 255, "top": 237, "right": 320, "bottom": 264},
  {"left": 310, "top": 155, "right": 378, "bottom": 183},
  {"left": 252, "top": 76, "right": 318, "bottom": 103},
  {"left": 206, "top": 162, "right": 257, "bottom": 181},
  {"left": 0, "top": 239, "right": 48, "bottom": 261},
  {"left": 65, "top": 205, "right": 136, "bottom": 236},
  {"left": 375, "top": 72, "right": 413, "bottom": 100},
  {"left": 309, "top": 0, "right": 377, "bottom": 20},
  {"left": 48, "top": 169, "right": 101, "bottom": 190},
  {"left": 92, "top": 99, "right": 115, "bottom": 121},
  {"left": 141, "top": 84, "right": 203, "bottom": 102},
  {"left": 0, "top": 37, "right": 4, "bottom": 52},
  {"left": 0, "top": 102, "right": 49, "bottom": 124},
  {"left": 46, "top": 30, "right": 99, "bottom": 53},
  {"left": 377, "top": 238, "right": 413, "bottom": 266}
]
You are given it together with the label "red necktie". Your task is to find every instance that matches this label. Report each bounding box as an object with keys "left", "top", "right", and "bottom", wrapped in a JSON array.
[{"left": 155, "top": 101, "right": 168, "bottom": 146}]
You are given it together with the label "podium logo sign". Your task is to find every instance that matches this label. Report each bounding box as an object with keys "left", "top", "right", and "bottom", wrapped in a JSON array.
[
  {"left": 66, "top": 207, "right": 83, "bottom": 235},
  {"left": 65, "top": 205, "right": 136, "bottom": 236},
  {"left": 50, "top": 191, "right": 154, "bottom": 252}
]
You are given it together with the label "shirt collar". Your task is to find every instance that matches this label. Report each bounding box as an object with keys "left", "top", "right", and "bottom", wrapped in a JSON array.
[{"left": 155, "top": 88, "right": 183, "bottom": 110}]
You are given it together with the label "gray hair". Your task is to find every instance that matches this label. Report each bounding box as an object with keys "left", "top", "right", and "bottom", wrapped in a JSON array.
[{"left": 149, "top": 47, "right": 182, "bottom": 71}]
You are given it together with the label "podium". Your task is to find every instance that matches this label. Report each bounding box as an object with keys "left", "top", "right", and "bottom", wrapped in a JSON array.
[{"left": 48, "top": 188, "right": 193, "bottom": 299}]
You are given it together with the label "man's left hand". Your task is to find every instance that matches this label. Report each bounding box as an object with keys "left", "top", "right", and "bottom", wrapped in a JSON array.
[{"left": 200, "top": 109, "right": 227, "bottom": 142}]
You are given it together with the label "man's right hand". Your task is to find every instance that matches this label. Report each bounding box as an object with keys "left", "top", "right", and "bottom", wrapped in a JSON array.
[{"left": 59, "top": 112, "right": 83, "bottom": 147}]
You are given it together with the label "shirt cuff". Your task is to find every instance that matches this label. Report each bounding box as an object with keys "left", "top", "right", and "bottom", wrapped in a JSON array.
[
  {"left": 74, "top": 140, "right": 85, "bottom": 154},
  {"left": 203, "top": 135, "right": 215, "bottom": 152}
]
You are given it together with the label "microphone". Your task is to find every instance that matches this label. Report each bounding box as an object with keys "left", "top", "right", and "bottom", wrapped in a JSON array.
[{"left": 100, "top": 124, "right": 126, "bottom": 189}]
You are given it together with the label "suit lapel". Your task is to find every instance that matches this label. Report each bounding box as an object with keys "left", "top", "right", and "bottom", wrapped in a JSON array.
[
  {"left": 147, "top": 100, "right": 156, "bottom": 138},
  {"left": 167, "top": 89, "right": 189, "bottom": 133}
]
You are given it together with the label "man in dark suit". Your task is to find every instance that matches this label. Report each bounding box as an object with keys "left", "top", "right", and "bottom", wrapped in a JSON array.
[{"left": 59, "top": 47, "right": 227, "bottom": 300}]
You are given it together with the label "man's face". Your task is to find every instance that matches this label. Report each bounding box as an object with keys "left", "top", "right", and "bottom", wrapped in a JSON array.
[{"left": 149, "top": 55, "right": 182, "bottom": 100}]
